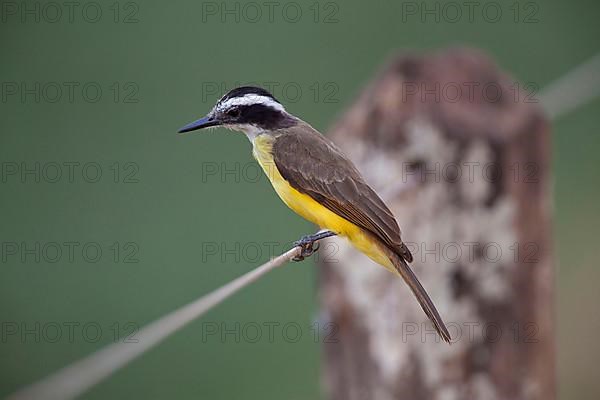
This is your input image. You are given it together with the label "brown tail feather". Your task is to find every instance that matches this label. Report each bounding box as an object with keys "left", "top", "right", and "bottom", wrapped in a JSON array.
[{"left": 384, "top": 246, "right": 451, "bottom": 343}]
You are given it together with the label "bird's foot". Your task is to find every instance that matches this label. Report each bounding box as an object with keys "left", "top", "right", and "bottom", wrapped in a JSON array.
[
  {"left": 291, "top": 240, "right": 319, "bottom": 262},
  {"left": 292, "top": 231, "right": 337, "bottom": 262}
]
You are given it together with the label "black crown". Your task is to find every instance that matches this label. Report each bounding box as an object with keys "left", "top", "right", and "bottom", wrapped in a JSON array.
[{"left": 219, "top": 86, "right": 279, "bottom": 103}]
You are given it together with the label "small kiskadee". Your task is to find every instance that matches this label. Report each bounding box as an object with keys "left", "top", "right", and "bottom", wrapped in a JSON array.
[{"left": 179, "top": 86, "right": 450, "bottom": 342}]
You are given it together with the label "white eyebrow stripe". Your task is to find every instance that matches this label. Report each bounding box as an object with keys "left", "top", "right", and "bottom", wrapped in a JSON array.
[{"left": 217, "top": 94, "right": 285, "bottom": 112}]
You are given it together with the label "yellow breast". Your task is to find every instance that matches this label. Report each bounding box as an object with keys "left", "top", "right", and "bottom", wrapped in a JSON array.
[
  {"left": 251, "top": 134, "right": 393, "bottom": 269},
  {"left": 252, "top": 134, "right": 343, "bottom": 230}
]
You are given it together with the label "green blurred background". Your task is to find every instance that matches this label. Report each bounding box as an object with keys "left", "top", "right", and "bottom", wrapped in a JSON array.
[{"left": 1, "top": 0, "right": 599, "bottom": 398}]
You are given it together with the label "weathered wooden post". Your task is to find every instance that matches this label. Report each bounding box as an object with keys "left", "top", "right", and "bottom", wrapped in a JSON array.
[{"left": 319, "top": 48, "right": 554, "bottom": 400}]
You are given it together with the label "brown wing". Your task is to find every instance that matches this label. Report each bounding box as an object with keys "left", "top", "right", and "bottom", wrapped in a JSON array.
[{"left": 272, "top": 123, "right": 412, "bottom": 262}]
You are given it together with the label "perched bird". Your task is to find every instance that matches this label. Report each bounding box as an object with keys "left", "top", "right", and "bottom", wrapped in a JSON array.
[{"left": 179, "top": 86, "right": 450, "bottom": 342}]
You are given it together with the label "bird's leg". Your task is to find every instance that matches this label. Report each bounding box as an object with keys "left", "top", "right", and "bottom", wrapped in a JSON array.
[{"left": 292, "top": 230, "right": 337, "bottom": 262}]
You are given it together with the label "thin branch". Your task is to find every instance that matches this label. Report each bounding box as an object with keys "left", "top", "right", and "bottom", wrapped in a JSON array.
[
  {"left": 539, "top": 52, "right": 600, "bottom": 120},
  {"left": 7, "top": 246, "right": 302, "bottom": 400}
]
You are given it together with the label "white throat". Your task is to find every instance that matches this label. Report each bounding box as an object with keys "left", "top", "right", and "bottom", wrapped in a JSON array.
[{"left": 226, "top": 124, "right": 267, "bottom": 141}]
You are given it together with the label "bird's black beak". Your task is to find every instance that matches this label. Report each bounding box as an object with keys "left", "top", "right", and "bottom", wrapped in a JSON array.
[{"left": 177, "top": 115, "right": 221, "bottom": 133}]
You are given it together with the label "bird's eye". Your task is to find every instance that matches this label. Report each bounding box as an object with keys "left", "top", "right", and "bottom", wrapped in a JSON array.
[{"left": 226, "top": 108, "right": 240, "bottom": 118}]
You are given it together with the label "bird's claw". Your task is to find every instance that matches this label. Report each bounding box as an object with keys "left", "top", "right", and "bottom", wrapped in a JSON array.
[{"left": 292, "top": 237, "right": 320, "bottom": 262}]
